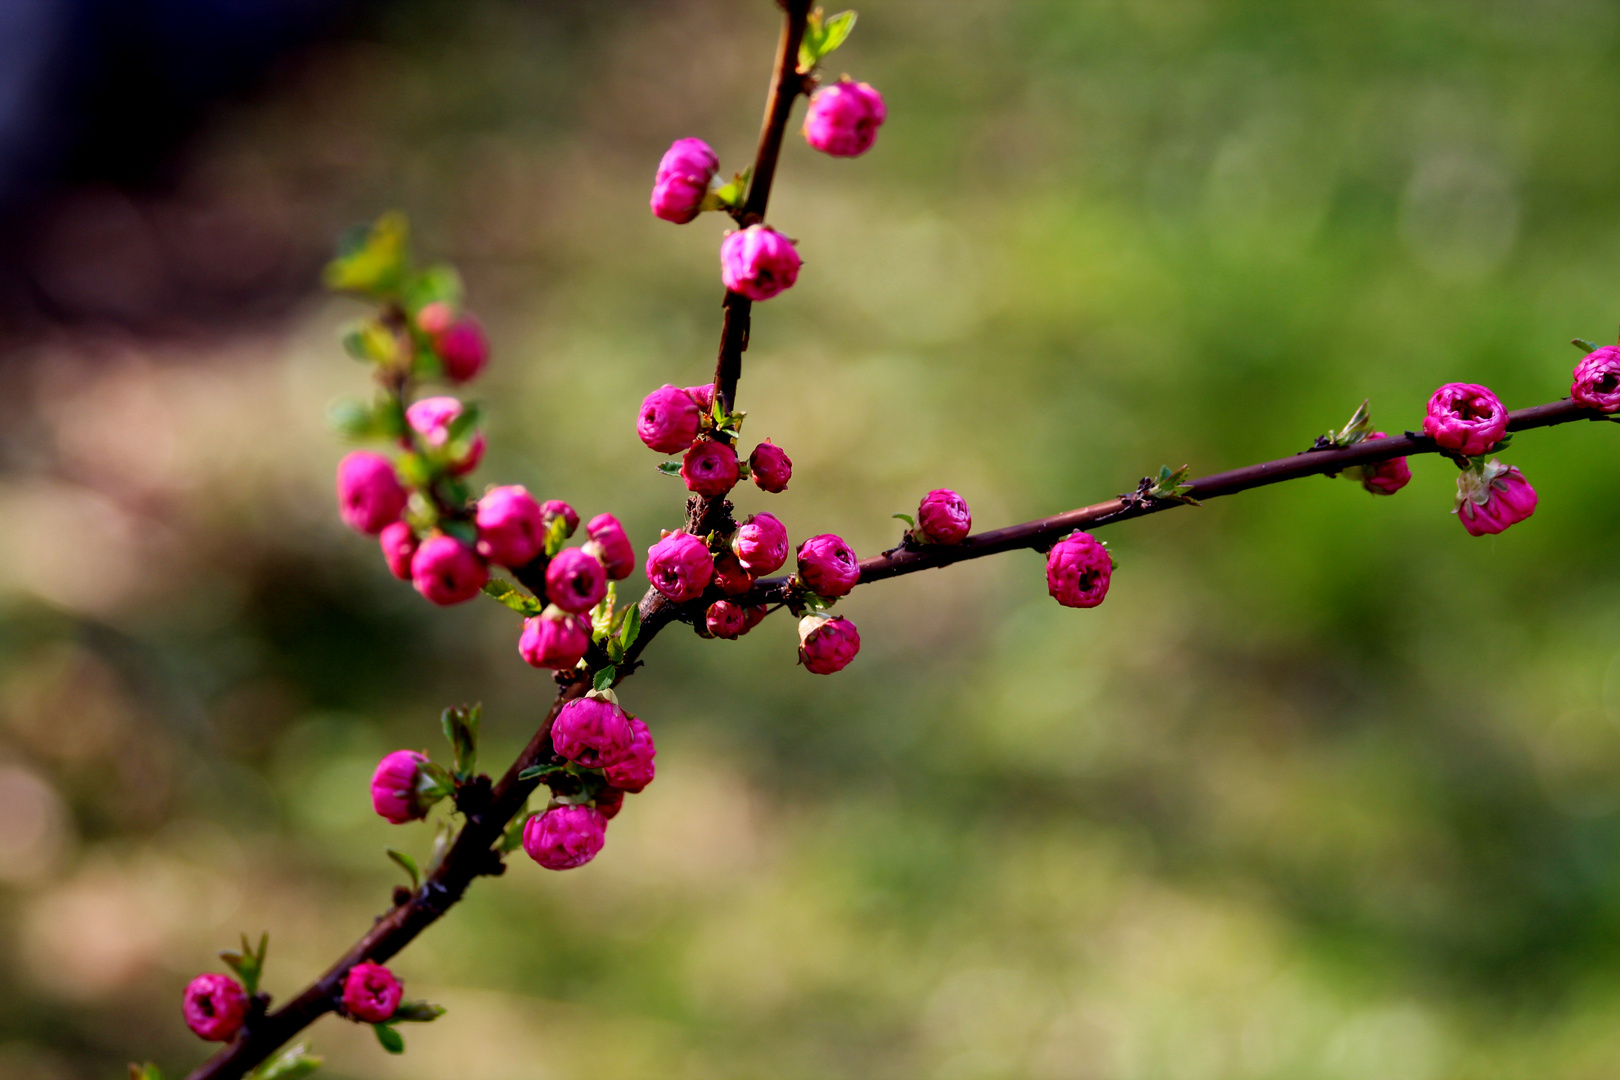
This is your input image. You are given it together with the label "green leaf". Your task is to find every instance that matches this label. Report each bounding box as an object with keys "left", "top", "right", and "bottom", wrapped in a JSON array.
[
  {"left": 799, "top": 8, "right": 858, "bottom": 71},
  {"left": 593, "top": 667, "right": 617, "bottom": 693},
  {"left": 441, "top": 518, "right": 478, "bottom": 547},
  {"left": 403, "top": 263, "right": 464, "bottom": 314},
  {"left": 326, "top": 398, "right": 375, "bottom": 440},
  {"left": 324, "top": 212, "right": 411, "bottom": 298},
  {"left": 499, "top": 801, "right": 532, "bottom": 851},
  {"left": 818, "top": 10, "right": 857, "bottom": 59},
  {"left": 386, "top": 848, "right": 420, "bottom": 890},
  {"left": 445, "top": 402, "right": 481, "bottom": 442},
  {"left": 249, "top": 1044, "right": 323, "bottom": 1080},
  {"left": 656, "top": 461, "right": 683, "bottom": 477},
  {"left": 392, "top": 1000, "right": 447, "bottom": 1023},
  {"left": 130, "top": 1063, "right": 164, "bottom": 1080},
  {"left": 416, "top": 761, "right": 456, "bottom": 800},
  {"left": 705, "top": 166, "right": 752, "bottom": 212},
  {"left": 374, "top": 394, "right": 407, "bottom": 440},
  {"left": 1574, "top": 338, "right": 1600, "bottom": 353},
  {"left": 516, "top": 764, "right": 561, "bottom": 782},
  {"left": 480, "top": 579, "right": 545, "bottom": 616},
  {"left": 440, "top": 704, "right": 479, "bottom": 779},
  {"left": 219, "top": 931, "right": 267, "bottom": 996},
  {"left": 618, "top": 605, "right": 641, "bottom": 652},
  {"left": 340, "top": 320, "right": 400, "bottom": 365},
  {"left": 394, "top": 452, "right": 431, "bottom": 488},
  {"left": 544, "top": 514, "right": 571, "bottom": 557},
  {"left": 373, "top": 1023, "right": 405, "bottom": 1054},
  {"left": 892, "top": 513, "right": 915, "bottom": 527}
]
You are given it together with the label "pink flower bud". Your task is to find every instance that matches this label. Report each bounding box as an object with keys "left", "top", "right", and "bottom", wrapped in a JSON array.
[
  {"left": 720, "top": 225, "right": 801, "bottom": 302},
  {"left": 342, "top": 961, "right": 402, "bottom": 1023},
  {"left": 603, "top": 715, "right": 656, "bottom": 793},
  {"left": 370, "top": 750, "right": 433, "bottom": 824},
  {"left": 586, "top": 513, "right": 636, "bottom": 580},
  {"left": 336, "top": 450, "right": 407, "bottom": 535},
  {"left": 415, "top": 301, "right": 454, "bottom": 336},
  {"left": 712, "top": 552, "right": 754, "bottom": 595},
  {"left": 541, "top": 499, "right": 579, "bottom": 537},
  {"left": 645, "top": 531, "right": 714, "bottom": 602},
  {"left": 638, "top": 384, "right": 703, "bottom": 455},
  {"left": 183, "top": 973, "right": 249, "bottom": 1042},
  {"left": 1456, "top": 461, "right": 1538, "bottom": 536},
  {"left": 749, "top": 440, "right": 792, "bottom": 493},
  {"left": 379, "top": 520, "right": 418, "bottom": 580},
  {"left": 742, "top": 605, "right": 769, "bottom": 633},
  {"left": 797, "top": 533, "right": 860, "bottom": 597},
  {"left": 476, "top": 485, "right": 546, "bottom": 568},
  {"left": 410, "top": 534, "right": 489, "bottom": 606},
  {"left": 435, "top": 315, "right": 489, "bottom": 383},
  {"left": 1046, "top": 531, "right": 1111, "bottom": 609},
  {"left": 681, "top": 438, "right": 740, "bottom": 497},
  {"left": 545, "top": 547, "right": 608, "bottom": 614},
  {"left": 650, "top": 137, "right": 719, "bottom": 224},
  {"left": 803, "top": 79, "right": 887, "bottom": 158},
  {"left": 552, "top": 695, "right": 635, "bottom": 768},
  {"left": 733, "top": 512, "right": 789, "bottom": 575},
  {"left": 685, "top": 383, "right": 716, "bottom": 413},
  {"left": 518, "top": 609, "right": 591, "bottom": 670},
  {"left": 523, "top": 804, "right": 607, "bottom": 870},
  {"left": 916, "top": 489, "right": 972, "bottom": 544},
  {"left": 1356, "top": 434, "right": 1412, "bottom": 496},
  {"left": 1421, "top": 383, "right": 1508, "bottom": 456},
  {"left": 799, "top": 615, "right": 860, "bottom": 674},
  {"left": 595, "top": 787, "right": 625, "bottom": 820},
  {"left": 1572, "top": 346, "right": 1620, "bottom": 412},
  {"left": 707, "top": 600, "right": 746, "bottom": 639},
  {"left": 406, "top": 396, "right": 485, "bottom": 475}
]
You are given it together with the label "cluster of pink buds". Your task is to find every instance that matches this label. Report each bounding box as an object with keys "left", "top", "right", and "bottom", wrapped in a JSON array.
[{"left": 1419, "top": 381, "right": 1539, "bottom": 536}]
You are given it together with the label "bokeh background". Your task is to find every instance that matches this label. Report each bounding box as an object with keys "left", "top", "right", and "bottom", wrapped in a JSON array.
[{"left": 3, "top": 0, "right": 1620, "bottom": 1077}]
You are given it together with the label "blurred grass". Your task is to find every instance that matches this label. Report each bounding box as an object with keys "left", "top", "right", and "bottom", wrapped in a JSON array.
[{"left": 6, "top": 0, "right": 1620, "bottom": 1077}]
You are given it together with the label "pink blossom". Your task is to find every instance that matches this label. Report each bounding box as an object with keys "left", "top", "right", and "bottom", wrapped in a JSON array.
[
  {"left": 720, "top": 225, "right": 801, "bottom": 302},
  {"left": 476, "top": 485, "right": 546, "bottom": 568},
  {"left": 638, "top": 385, "right": 703, "bottom": 455},
  {"left": 336, "top": 451, "right": 407, "bottom": 535},
  {"left": 342, "top": 961, "right": 402, "bottom": 1023},
  {"left": 1422, "top": 383, "right": 1508, "bottom": 456},
  {"left": 1456, "top": 461, "right": 1538, "bottom": 536},
  {"left": 415, "top": 301, "right": 454, "bottom": 336},
  {"left": 1046, "top": 531, "right": 1112, "bottom": 609},
  {"left": 406, "top": 396, "right": 485, "bottom": 475},
  {"left": 604, "top": 715, "right": 656, "bottom": 793},
  {"left": 518, "top": 610, "right": 591, "bottom": 670},
  {"left": 435, "top": 315, "right": 489, "bottom": 383},
  {"left": 410, "top": 534, "right": 488, "bottom": 605},
  {"left": 797, "top": 533, "right": 860, "bottom": 597},
  {"left": 551, "top": 695, "right": 635, "bottom": 768},
  {"left": 586, "top": 513, "right": 636, "bottom": 580},
  {"left": 541, "top": 499, "right": 579, "bottom": 537},
  {"left": 712, "top": 552, "right": 754, "bottom": 595},
  {"left": 799, "top": 615, "right": 861, "bottom": 675},
  {"left": 645, "top": 531, "right": 714, "bottom": 602},
  {"left": 733, "top": 512, "right": 789, "bottom": 575},
  {"left": 650, "top": 137, "right": 719, "bottom": 224},
  {"left": 681, "top": 438, "right": 740, "bottom": 497},
  {"left": 916, "top": 489, "right": 972, "bottom": 544},
  {"left": 707, "top": 600, "right": 746, "bottom": 640},
  {"left": 523, "top": 805, "right": 607, "bottom": 870},
  {"left": 1356, "top": 434, "right": 1412, "bottom": 496},
  {"left": 545, "top": 547, "right": 608, "bottom": 614},
  {"left": 749, "top": 440, "right": 792, "bottom": 493},
  {"left": 1572, "top": 346, "right": 1620, "bottom": 412},
  {"left": 370, "top": 750, "right": 432, "bottom": 824},
  {"left": 685, "top": 383, "right": 716, "bottom": 413},
  {"left": 379, "top": 521, "right": 418, "bottom": 580},
  {"left": 803, "top": 79, "right": 887, "bottom": 157},
  {"left": 183, "top": 973, "right": 249, "bottom": 1041}
]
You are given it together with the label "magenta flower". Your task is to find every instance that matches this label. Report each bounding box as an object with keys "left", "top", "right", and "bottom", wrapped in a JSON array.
[
  {"left": 586, "top": 513, "right": 636, "bottom": 580},
  {"left": 336, "top": 450, "right": 407, "bottom": 535},
  {"left": 638, "top": 384, "right": 703, "bottom": 455},
  {"left": 342, "top": 961, "right": 402, "bottom": 1023},
  {"left": 476, "top": 485, "right": 547, "bottom": 568},
  {"left": 681, "top": 438, "right": 740, "bottom": 497},
  {"left": 545, "top": 547, "right": 608, "bottom": 614},
  {"left": 1456, "top": 461, "right": 1538, "bottom": 536},
  {"left": 1356, "top": 434, "right": 1412, "bottom": 496},
  {"left": 650, "top": 137, "right": 719, "bottom": 224},
  {"left": 541, "top": 499, "right": 579, "bottom": 537},
  {"left": 370, "top": 749, "right": 432, "bottom": 824},
  {"left": 706, "top": 600, "right": 746, "bottom": 640},
  {"left": 916, "top": 489, "right": 972, "bottom": 544},
  {"left": 797, "top": 533, "right": 860, "bottom": 597},
  {"left": 518, "top": 610, "right": 591, "bottom": 670},
  {"left": 552, "top": 695, "right": 636, "bottom": 768},
  {"left": 434, "top": 314, "right": 489, "bottom": 383},
  {"left": 406, "top": 396, "right": 485, "bottom": 475},
  {"left": 1421, "top": 383, "right": 1508, "bottom": 456},
  {"left": 685, "top": 383, "right": 716, "bottom": 413},
  {"left": 645, "top": 531, "right": 714, "bottom": 602},
  {"left": 733, "top": 512, "right": 789, "bottom": 575},
  {"left": 720, "top": 225, "right": 801, "bottom": 302},
  {"left": 1572, "top": 346, "right": 1620, "bottom": 412},
  {"left": 604, "top": 715, "right": 656, "bottom": 793},
  {"left": 803, "top": 79, "right": 887, "bottom": 158},
  {"left": 1046, "top": 531, "right": 1112, "bottom": 609},
  {"left": 595, "top": 787, "right": 625, "bottom": 820},
  {"left": 749, "top": 440, "right": 793, "bottom": 493},
  {"left": 183, "top": 973, "right": 249, "bottom": 1041},
  {"left": 799, "top": 615, "right": 861, "bottom": 674},
  {"left": 379, "top": 520, "right": 418, "bottom": 580},
  {"left": 523, "top": 805, "right": 607, "bottom": 870},
  {"left": 411, "top": 535, "right": 488, "bottom": 605},
  {"left": 712, "top": 552, "right": 754, "bottom": 595}
]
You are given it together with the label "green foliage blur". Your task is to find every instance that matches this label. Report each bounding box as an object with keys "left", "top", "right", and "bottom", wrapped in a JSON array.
[{"left": 5, "top": 1, "right": 1620, "bottom": 1077}]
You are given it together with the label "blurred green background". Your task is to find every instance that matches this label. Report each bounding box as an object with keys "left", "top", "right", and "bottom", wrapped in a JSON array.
[{"left": 4, "top": 0, "right": 1620, "bottom": 1077}]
